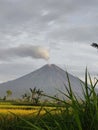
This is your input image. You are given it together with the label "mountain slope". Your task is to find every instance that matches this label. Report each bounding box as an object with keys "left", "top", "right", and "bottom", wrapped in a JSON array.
[{"left": 0, "top": 64, "right": 84, "bottom": 98}]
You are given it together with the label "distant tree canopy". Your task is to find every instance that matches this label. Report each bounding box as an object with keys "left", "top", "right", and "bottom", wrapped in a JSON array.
[{"left": 6, "top": 90, "right": 12, "bottom": 97}]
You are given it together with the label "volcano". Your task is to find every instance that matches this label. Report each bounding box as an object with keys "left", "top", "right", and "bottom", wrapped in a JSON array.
[{"left": 0, "top": 64, "right": 85, "bottom": 98}]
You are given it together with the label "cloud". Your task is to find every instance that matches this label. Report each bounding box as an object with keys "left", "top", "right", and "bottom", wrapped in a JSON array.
[
  {"left": 0, "top": 0, "right": 98, "bottom": 82},
  {"left": 0, "top": 45, "right": 49, "bottom": 61},
  {"left": 0, "top": 0, "right": 98, "bottom": 44},
  {"left": 1, "top": 0, "right": 96, "bottom": 28},
  {"left": 47, "top": 23, "right": 98, "bottom": 42}
]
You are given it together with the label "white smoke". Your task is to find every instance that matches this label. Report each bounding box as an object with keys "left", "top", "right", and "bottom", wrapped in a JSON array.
[{"left": 0, "top": 45, "right": 50, "bottom": 61}]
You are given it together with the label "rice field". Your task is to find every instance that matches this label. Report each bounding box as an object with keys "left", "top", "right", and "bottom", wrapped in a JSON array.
[
  {"left": 0, "top": 109, "right": 39, "bottom": 116},
  {"left": 0, "top": 104, "right": 57, "bottom": 117}
]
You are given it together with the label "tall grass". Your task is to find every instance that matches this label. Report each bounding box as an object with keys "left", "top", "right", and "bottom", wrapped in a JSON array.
[{"left": 0, "top": 70, "right": 98, "bottom": 130}]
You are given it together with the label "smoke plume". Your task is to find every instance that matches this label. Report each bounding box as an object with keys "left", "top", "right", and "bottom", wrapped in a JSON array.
[{"left": 0, "top": 45, "right": 50, "bottom": 61}]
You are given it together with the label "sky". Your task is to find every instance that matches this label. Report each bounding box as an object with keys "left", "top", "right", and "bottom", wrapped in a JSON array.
[{"left": 0, "top": 0, "right": 98, "bottom": 83}]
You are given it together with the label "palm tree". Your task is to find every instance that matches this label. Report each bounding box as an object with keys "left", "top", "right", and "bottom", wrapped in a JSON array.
[
  {"left": 30, "top": 87, "right": 37, "bottom": 103},
  {"left": 35, "top": 89, "right": 43, "bottom": 104},
  {"left": 22, "top": 93, "right": 30, "bottom": 102},
  {"left": 91, "top": 43, "right": 98, "bottom": 49},
  {"left": 30, "top": 87, "right": 43, "bottom": 105}
]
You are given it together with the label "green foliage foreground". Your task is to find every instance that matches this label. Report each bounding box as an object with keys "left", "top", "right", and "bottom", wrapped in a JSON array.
[{"left": 0, "top": 69, "right": 98, "bottom": 130}]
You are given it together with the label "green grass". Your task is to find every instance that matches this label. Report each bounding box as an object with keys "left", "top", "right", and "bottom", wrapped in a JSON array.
[{"left": 0, "top": 69, "right": 98, "bottom": 130}]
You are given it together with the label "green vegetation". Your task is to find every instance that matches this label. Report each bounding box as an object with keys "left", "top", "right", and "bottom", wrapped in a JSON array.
[
  {"left": 0, "top": 70, "right": 98, "bottom": 130},
  {"left": 6, "top": 90, "right": 12, "bottom": 98},
  {"left": 30, "top": 87, "right": 43, "bottom": 105}
]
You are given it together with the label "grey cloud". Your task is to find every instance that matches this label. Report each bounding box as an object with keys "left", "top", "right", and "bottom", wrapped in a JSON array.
[
  {"left": 0, "top": 45, "right": 49, "bottom": 61},
  {"left": 0, "top": 0, "right": 98, "bottom": 44},
  {"left": 66, "top": 26, "right": 98, "bottom": 42},
  {"left": 48, "top": 25, "right": 98, "bottom": 42},
  {"left": 1, "top": 0, "right": 96, "bottom": 27}
]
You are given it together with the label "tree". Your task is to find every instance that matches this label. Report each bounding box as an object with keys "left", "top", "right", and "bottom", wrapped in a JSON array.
[
  {"left": 91, "top": 43, "right": 98, "bottom": 49},
  {"left": 22, "top": 93, "right": 30, "bottom": 102},
  {"left": 3, "top": 96, "right": 6, "bottom": 101},
  {"left": 30, "top": 87, "right": 43, "bottom": 105},
  {"left": 35, "top": 89, "right": 43, "bottom": 104},
  {"left": 30, "top": 87, "right": 37, "bottom": 103},
  {"left": 6, "top": 90, "right": 12, "bottom": 99}
]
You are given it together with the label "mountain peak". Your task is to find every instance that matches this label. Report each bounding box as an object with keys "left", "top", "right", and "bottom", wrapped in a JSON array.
[
  {"left": 0, "top": 64, "right": 84, "bottom": 98},
  {"left": 43, "top": 64, "right": 56, "bottom": 67},
  {"left": 42, "top": 64, "right": 61, "bottom": 70}
]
